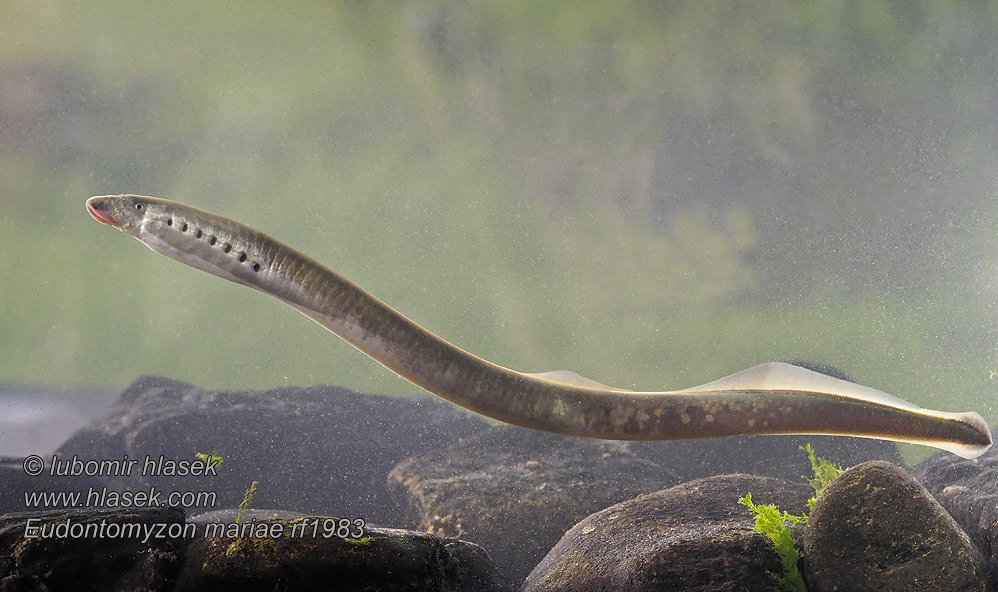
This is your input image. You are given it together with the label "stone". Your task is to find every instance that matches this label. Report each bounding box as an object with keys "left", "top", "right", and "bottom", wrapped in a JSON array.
[
  {"left": 0, "top": 507, "right": 509, "bottom": 592},
  {"left": 0, "top": 507, "right": 185, "bottom": 591},
  {"left": 389, "top": 415, "right": 901, "bottom": 583},
  {"left": 522, "top": 474, "right": 812, "bottom": 592},
  {"left": 57, "top": 376, "right": 487, "bottom": 524},
  {"left": 803, "top": 461, "right": 987, "bottom": 592},
  {"left": 389, "top": 426, "right": 680, "bottom": 583},
  {"left": 176, "top": 519, "right": 509, "bottom": 592},
  {"left": 913, "top": 433, "right": 998, "bottom": 577}
]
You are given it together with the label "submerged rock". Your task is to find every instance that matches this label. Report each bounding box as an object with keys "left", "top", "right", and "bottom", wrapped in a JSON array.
[
  {"left": 913, "top": 432, "right": 998, "bottom": 577},
  {"left": 389, "top": 426, "right": 680, "bottom": 583},
  {"left": 0, "top": 507, "right": 185, "bottom": 591},
  {"left": 389, "top": 423, "right": 901, "bottom": 583},
  {"left": 176, "top": 519, "right": 507, "bottom": 592},
  {"left": 522, "top": 474, "right": 812, "bottom": 592},
  {"left": 386, "top": 361, "right": 901, "bottom": 584},
  {"left": 57, "top": 376, "right": 487, "bottom": 523},
  {"left": 803, "top": 461, "right": 987, "bottom": 592},
  {"left": 32, "top": 367, "right": 922, "bottom": 588},
  {"left": 0, "top": 508, "right": 506, "bottom": 592}
]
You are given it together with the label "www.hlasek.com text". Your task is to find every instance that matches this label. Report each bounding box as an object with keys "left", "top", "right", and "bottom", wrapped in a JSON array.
[{"left": 25, "top": 486, "right": 216, "bottom": 509}]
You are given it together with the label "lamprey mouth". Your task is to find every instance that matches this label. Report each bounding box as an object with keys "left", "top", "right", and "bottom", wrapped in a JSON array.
[{"left": 86, "top": 198, "right": 118, "bottom": 227}]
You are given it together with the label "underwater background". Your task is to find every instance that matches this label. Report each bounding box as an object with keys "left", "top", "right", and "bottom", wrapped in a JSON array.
[{"left": 2, "top": 2, "right": 998, "bottom": 462}]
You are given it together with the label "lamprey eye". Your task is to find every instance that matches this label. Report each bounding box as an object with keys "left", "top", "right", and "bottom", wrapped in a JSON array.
[{"left": 134, "top": 202, "right": 144, "bottom": 211}]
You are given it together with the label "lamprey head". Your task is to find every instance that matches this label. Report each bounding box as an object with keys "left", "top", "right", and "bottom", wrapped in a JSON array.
[
  {"left": 86, "top": 194, "right": 282, "bottom": 292},
  {"left": 87, "top": 194, "right": 237, "bottom": 244},
  {"left": 86, "top": 194, "right": 146, "bottom": 231}
]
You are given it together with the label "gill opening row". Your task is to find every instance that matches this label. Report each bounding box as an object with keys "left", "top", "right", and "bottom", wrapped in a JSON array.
[{"left": 164, "top": 217, "right": 262, "bottom": 272}]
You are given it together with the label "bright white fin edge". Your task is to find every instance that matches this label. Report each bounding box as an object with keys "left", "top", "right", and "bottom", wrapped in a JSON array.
[
  {"left": 677, "top": 362, "right": 921, "bottom": 410},
  {"left": 526, "top": 370, "right": 631, "bottom": 391},
  {"left": 680, "top": 362, "right": 992, "bottom": 458}
]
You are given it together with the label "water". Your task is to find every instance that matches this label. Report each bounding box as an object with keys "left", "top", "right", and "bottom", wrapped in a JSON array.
[
  {"left": 0, "top": 387, "right": 111, "bottom": 457},
  {"left": 2, "top": 3, "right": 997, "bottom": 590}
]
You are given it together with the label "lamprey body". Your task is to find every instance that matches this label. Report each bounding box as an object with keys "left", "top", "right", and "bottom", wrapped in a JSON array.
[{"left": 86, "top": 194, "right": 993, "bottom": 458}]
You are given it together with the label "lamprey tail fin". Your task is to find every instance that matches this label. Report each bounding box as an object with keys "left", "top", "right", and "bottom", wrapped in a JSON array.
[
  {"left": 913, "top": 411, "right": 992, "bottom": 458},
  {"left": 677, "top": 362, "right": 921, "bottom": 410}
]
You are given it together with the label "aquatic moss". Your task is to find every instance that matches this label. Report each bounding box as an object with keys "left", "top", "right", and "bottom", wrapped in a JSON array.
[
  {"left": 801, "top": 443, "right": 842, "bottom": 511},
  {"left": 738, "top": 493, "right": 807, "bottom": 592},
  {"left": 739, "top": 444, "right": 844, "bottom": 592},
  {"left": 223, "top": 534, "right": 280, "bottom": 559},
  {"left": 235, "top": 481, "right": 259, "bottom": 524},
  {"left": 195, "top": 451, "right": 225, "bottom": 469}
]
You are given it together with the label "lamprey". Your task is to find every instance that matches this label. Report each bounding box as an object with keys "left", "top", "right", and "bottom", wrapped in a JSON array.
[{"left": 86, "top": 195, "right": 993, "bottom": 458}]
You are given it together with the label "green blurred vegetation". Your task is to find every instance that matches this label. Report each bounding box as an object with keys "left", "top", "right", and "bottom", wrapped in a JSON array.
[{"left": 1, "top": 1, "right": 997, "bottom": 459}]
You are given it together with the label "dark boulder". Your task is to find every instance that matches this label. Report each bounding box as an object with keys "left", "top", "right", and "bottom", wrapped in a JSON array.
[
  {"left": 57, "top": 376, "right": 487, "bottom": 523},
  {"left": 522, "top": 474, "right": 812, "bottom": 592},
  {"left": 0, "top": 507, "right": 508, "bottom": 592},
  {"left": 176, "top": 518, "right": 509, "bottom": 592},
  {"left": 389, "top": 420, "right": 901, "bottom": 584},
  {"left": 389, "top": 426, "right": 680, "bottom": 583},
  {"left": 0, "top": 507, "right": 185, "bottom": 591},
  {"left": 913, "top": 431, "right": 998, "bottom": 578},
  {"left": 803, "top": 461, "right": 987, "bottom": 592}
]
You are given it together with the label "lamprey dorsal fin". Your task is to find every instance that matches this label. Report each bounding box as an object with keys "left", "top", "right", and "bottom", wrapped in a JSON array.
[
  {"left": 677, "top": 362, "right": 919, "bottom": 410},
  {"left": 526, "top": 370, "right": 632, "bottom": 392}
]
